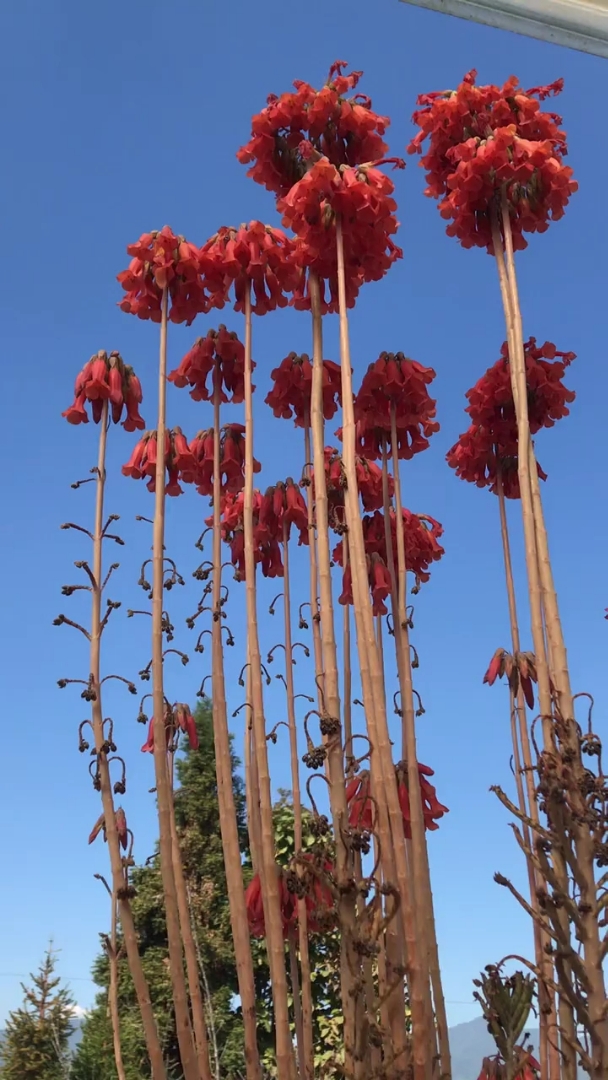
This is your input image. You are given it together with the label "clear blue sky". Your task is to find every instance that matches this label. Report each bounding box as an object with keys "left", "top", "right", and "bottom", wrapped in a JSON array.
[{"left": 1, "top": 0, "right": 606, "bottom": 1031}]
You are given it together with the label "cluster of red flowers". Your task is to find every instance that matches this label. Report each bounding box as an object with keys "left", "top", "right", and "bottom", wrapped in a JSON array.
[
  {"left": 279, "top": 153, "right": 404, "bottom": 313},
  {"left": 477, "top": 1053, "right": 540, "bottom": 1080},
  {"left": 447, "top": 338, "right": 574, "bottom": 498},
  {"left": 63, "top": 351, "right": 145, "bottom": 429},
  {"left": 190, "top": 423, "right": 259, "bottom": 497},
  {"left": 338, "top": 552, "right": 393, "bottom": 616},
  {"left": 483, "top": 649, "right": 538, "bottom": 709},
  {"left": 346, "top": 764, "right": 448, "bottom": 838},
  {"left": 237, "top": 61, "right": 389, "bottom": 197},
  {"left": 335, "top": 510, "right": 445, "bottom": 583},
  {"left": 245, "top": 856, "right": 334, "bottom": 938},
  {"left": 122, "top": 428, "right": 198, "bottom": 497},
  {"left": 212, "top": 480, "right": 309, "bottom": 580},
  {"left": 117, "top": 226, "right": 208, "bottom": 324},
  {"left": 354, "top": 352, "right": 439, "bottom": 459},
  {"left": 141, "top": 704, "right": 199, "bottom": 753},
  {"left": 88, "top": 807, "right": 128, "bottom": 850},
  {"left": 319, "top": 447, "right": 390, "bottom": 526},
  {"left": 199, "top": 222, "right": 298, "bottom": 315},
  {"left": 408, "top": 71, "right": 577, "bottom": 251},
  {"left": 265, "top": 352, "right": 342, "bottom": 425},
  {"left": 168, "top": 326, "right": 250, "bottom": 404}
]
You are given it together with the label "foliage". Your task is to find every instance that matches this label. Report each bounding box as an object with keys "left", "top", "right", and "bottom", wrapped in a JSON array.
[{"left": 0, "top": 948, "right": 75, "bottom": 1080}]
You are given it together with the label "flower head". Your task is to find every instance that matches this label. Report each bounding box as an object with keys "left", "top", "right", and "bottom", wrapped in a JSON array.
[
  {"left": 245, "top": 870, "right": 296, "bottom": 937},
  {"left": 117, "top": 226, "right": 208, "bottom": 324},
  {"left": 199, "top": 222, "right": 299, "bottom": 315},
  {"left": 408, "top": 72, "right": 576, "bottom": 252},
  {"left": 237, "top": 61, "right": 389, "bottom": 196},
  {"left": 353, "top": 352, "right": 439, "bottom": 459},
  {"left": 63, "top": 351, "right": 145, "bottom": 429},
  {"left": 121, "top": 428, "right": 198, "bottom": 497},
  {"left": 335, "top": 509, "right": 445, "bottom": 588},
  {"left": 265, "top": 352, "right": 342, "bottom": 426},
  {"left": 209, "top": 490, "right": 284, "bottom": 580},
  {"left": 446, "top": 424, "right": 548, "bottom": 499},
  {"left": 190, "top": 423, "right": 260, "bottom": 498},
  {"left": 346, "top": 764, "right": 448, "bottom": 838},
  {"left": 168, "top": 325, "right": 250, "bottom": 404}
]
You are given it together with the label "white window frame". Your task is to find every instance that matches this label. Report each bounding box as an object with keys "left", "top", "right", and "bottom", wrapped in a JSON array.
[{"left": 397, "top": 0, "right": 608, "bottom": 57}]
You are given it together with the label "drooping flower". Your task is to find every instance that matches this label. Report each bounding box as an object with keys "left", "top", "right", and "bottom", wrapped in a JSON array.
[
  {"left": 465, "top": 338, "right": 575, "bottom": 435},
  {"left": 237, "top": 61, "right": 390, "bottom": 197},
  {"left": 199, "top": 222, "right": 299, "bottom": 315},
  {"left": 334, "top": 509, "right": 445, "bottom": 587},
  {"left": 313, "top": 447, "right": 393, "bottom": 530},
  {"left": 483, "top": 649, "right": 538, "bottom": 709},
  {"left": 121, "top": 428, "right": 198, "bottom": 497},
  {"left": 245, "top": 870, "right": 296, "bottom": 937},
  {"left": 280, "top": 153, "right": 404, "bottom": 314},
  {"left": 117, "top": 226, "right": 208, "bottom": 324},
  {"left": 257, "top": 480, "right": 309, "bottom": 545},
  {"left": 265, "top": 351, "right": 342, "bottom": 426},
  {"left": 62, "top": 351, "right": 145, "bottom": 429},
  {"left": 87, "top": 808, "right": 128, "bottom": 850},
  {"left": 168, "top": 325, "right": 251, "bottom": 404},
  {"left": 209, "top": 490, "right": 284, "bottom": 580},
  {"left": 346, "top": 764, "right": 448, "bottom": 838},
  {"left": 173, "top": 703, "right": 199, "bottom": 750},
  {"left": 408, "top": 71, "right": 576, "bottom": 252},
  {"left": 353, "top": 352, "right": 439, "bottom": 459},
  {"left": 446, "top": 424, "right": 548, "bottom": 499},
  {"left": 477, "top": 1052, "right": 540, "bottom": 1080},
  {"left": 189, "top": 423, "right": 261, "bottom": 498},
  {"left": 339, "top": 552, "right": 393, "bottom": 616}
]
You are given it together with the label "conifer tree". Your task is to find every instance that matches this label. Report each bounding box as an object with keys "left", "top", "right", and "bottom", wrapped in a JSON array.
[{"left": 0, "top": 947, "right": 75, "bottom": 1080}]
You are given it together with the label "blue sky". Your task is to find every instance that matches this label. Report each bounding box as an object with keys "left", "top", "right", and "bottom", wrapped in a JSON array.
[{"left": 1, "top": 0, "right": 606, "bottom": 1031}]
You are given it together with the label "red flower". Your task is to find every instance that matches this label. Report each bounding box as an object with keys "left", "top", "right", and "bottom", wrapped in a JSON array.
[
  {"left": 140, "top": 710, "right": 174, "bottom": 753},
  {"left": 279, "top": 155, "right": 404, "bottom": 314},
  {"left": 121, "top": 429, "right": 198, "bottom": 496},
  {"left": 346, "top": 765, "right": 448, "bottom": 838},
  {"left": 168, "top": 325, "right": 250, "bottom": 404},
  {"left": 117, "top": 226, "right": 208, "bottom": 325},
  {"left": 446, "top": 424, "right": 547, "bottom": 500},
  {"left": 173, "top": 704, "right": 199, "bottom": 750},
  {"left": 199, "top": 222, "right": 299, "bottom": 315},
  {"left": 466, "top": 339, "right": 575, "bottom": 435},
  {"left": 335, "top": 509, "right": 445, "bottom": 587},
  {"left": 408, "top": 72, "right": 576, "bottom": 252},
  {"left": 483, "top": 650, "right": 538, "bottom": 709},
  {"left": 87, "top": 809, "right": 128, "bottom": 850},
  {"left": 207, "top": 490, "right": 283, "bottom": 580},
  {"left": 237, "top": 61, "right": 389, "bottom": 197},
  {"left": 265, "top": 352, "right": 342, "bottom": 426},
  {"left": 353, "top": 352, "right": 439, "bottom": 459},
  {"left": 63, "top": 352, "right": 145, "bottom": 429},
  {"left": 245, "top": 870, "right": 296, "bottom": 938}
]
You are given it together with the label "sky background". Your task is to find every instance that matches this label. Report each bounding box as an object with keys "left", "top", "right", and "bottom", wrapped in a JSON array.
[{"left": 0, "top": 0, "right": 606, "bottom": 1032}]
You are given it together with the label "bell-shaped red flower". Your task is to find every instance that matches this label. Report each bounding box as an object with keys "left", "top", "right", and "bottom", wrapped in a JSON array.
[
  {"left": 87, "top": 808, "right": 128, "bottom": 850},
  {"left": 408, "top": 72, "right": 576, "bottom": 252},
  {"left": 121, "top": 428, "right": 198, "bottom": 497},
  {"left": 208, "top": 490, "right": 283, "bottom": 581},
  {"left": 347, "top": 764, "right": 448, "bottom": 838},
  {"left": 446, "top": 424, "right": 548, "bottom": 499},
  {"left": 353, "top": 352, "right": 439, "bottom": 460},
  {"left": 117, "top": 226, "right": 208, "bottom": 324},
  {"left": 335, "top": 509, "right": 445, "bottom": 587},
  {"left": 237, "top": 61, "right": 389, "bottom": 197},
  {"left": 63, "top": 351, "right": 145, "bottom": 429},
  {"left": 173, "top": 703, "right": 199, "bottom": 750},
  {"left": 245, "top": 870, "right": 296, "bottom": 938},
  {"left": 168, "top": 325, "right": 251, "bottom": 405},
  {"left": 199, "top": 222, "right": 299, "bottom": 315},
  {"left": 265, "top": 352, "right": 342, "bottom": 426}
]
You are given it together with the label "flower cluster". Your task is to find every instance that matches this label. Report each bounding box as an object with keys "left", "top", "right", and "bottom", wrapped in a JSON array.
[
  {"left": 265, "top": 352, "right": 342, "bottom": 426},
  {"left": 484, "top": 649, "right": 538, "bottom": 709},
  {"left": 237, "top": 60, "right": 389, "bottom": 196},
  {"left": 212, "top": 479, "right": 308, "bottom": 580},
  {"left": 117, "top": 226, "right": 208, "bottom": 324},
  {"left": 63, "top": 351, "right": 145, "bottom": 429},
  {"left": 122, "top": 428, "right": 198, "bottom": 497},
  {"left": 245, "top": 856, "right": 334, "bottom": 938},
  {"left": 168, "top": 326, "right": 250, "bottom": 404},
  {"left": 353, "top": 352, "right": 439, "bottom": 459},
  {"left": 408, "top": 71, "right": 577, "bottom": 251},
  {"left": 190, "top": 424, "right": 259, "bottom": 497},
  {"left": 466, "top": 339, "right": 575, "bottom": 434},
  {"left": 199, "top": 222, "right": 299, "bottom": 315},
  {"left": 338, "top": 552, "right": 393, "bottom": 616},
  {"left": 446, "top": 424, "right": 547, "bottom": 499},
  {"left": 280, "top": 154, "right": 404, "bottom": 314},
  {"left": 346, "top": 764, "right": 448, "bottom": 839},
  {"left": 141, "top": 703, "right": 199, "bottom": 753},
  {"left": 334, "top": 510, "right": 445, "bottom": 585},
  {"left": 317, "top": 448, "right": 391, "bottom": 529}
]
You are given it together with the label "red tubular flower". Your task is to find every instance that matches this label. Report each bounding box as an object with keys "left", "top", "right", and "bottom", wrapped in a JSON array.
[
  {"left": 117, "top": 226, "right": 208, "bottom": 324},
  {"left": 121, "top": 429, "right": 198, "bottom": 496},
  {"left": 345, "top": 772, "right": 374, "bottom": 831},
  {"left": 237, "top": 61, "right": 389, "bottom": 197},
  {"left": 265, "top": 351, "right": 342, "bottom": 426},
  {"left": 199, "top": 222, "right": 299, "bottom": 315},
  {"left": 446, "top": 424, "right": 548, "bottom": 500},
  {"left": 245, "top": 870, "right": 296, "bottom": 938},
  {"left": 335, "top": 509, "right": 444, "bottom": 588},
  {"left": 168, "top": 325, "right": 251, "bottom": 404},
  {"left": 63, "top": 351, "right": 145, "bottom": 429},
  {"left": 279, "top": 154, "right": 404, "bottom": 314},
  {"left": 174, "top": 703, "right": 199, "bottom": 750},
  {"left": 347, "top": 765, "right": 448, "bottom": 838},
  {"left": 208, "top": 490, "right": 282, "bottom": 580},
  {"left": 353, "top": 352, "right": 439, "bottom": 460},
  {"left": 88, "top": 810, "right": 128, "bottom": 850},
  {"left": 408, "top": 71, "right": 576, "bottom": 252}
]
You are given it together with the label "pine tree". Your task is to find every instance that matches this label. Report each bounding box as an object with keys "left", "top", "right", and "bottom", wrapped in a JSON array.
[{"left": 0, "top": 947, "right": 75, "bottom": 1080}]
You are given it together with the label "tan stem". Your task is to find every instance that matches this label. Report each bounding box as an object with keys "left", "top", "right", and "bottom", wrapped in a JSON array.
[
  {"left": 89, "top": 402, "right": 166, "bottom": 1079},
  {"left": 211, "top": 362, "right": 262, "bottom": 1080},
  {"left": 303, "top": 419, "right": 325, "bottom": 710},
  {"left": 342, "top": 532, "right": 352, "bottom": 749},
  {"left": 151, "top": 287, "right": 199, "bottom": 1080},
  {"left": 282, "top": 523, "right": 314, "bottom": 1080},
  {"left": 335, "top": 218, "right": 431, "bottom": 1080},
  {"left": 108, "top": 891, "right": 126, "bottom": 1080},
  {"left": 308, "top": 270, "right": 360, "bottom": 1073},
  {"left": 242, "top": 286, "right": 295, "bottom": 1080}
]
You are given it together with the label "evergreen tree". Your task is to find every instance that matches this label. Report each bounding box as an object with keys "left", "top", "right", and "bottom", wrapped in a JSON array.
[{"left": 0, "top": 948, "right": 75, "bottom": 1080}]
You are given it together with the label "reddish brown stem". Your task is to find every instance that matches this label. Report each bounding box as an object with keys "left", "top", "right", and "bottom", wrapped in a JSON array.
[
  {"left": 151, "top": 288, "right": 199, "bottom": 1080},
  {"left": 90, "top": 402, "right": 166, "bottom": 1079},
  {"left": 97, "top": 875, "right": 127, "bottom": 1080},
  {"left": 303, "top": 418, "right": 325, "bottom": 711}
]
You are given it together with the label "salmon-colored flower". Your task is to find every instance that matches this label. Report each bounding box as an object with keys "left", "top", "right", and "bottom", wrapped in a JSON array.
[
  {"left": 408, "top": 71, "right": 576, "bottom": 252},
  {"left": 117, "top": 226, "right": 208, "bottom": 324},
  {"left": 446, "top": 424, "right": 548, "bottom": 499},
  {"left": 121, "top": 429, "right": 198, "bottom": 496},
  {"left": 173, "top": 704, "right": 199, "bottom": 750},
  {"left": 237, "top": 61, "right": 389, "bottom": 196},
  {"left": 199, "top": 221, "right": 299, "bottom": 315},
  {"left": 334, "top": 509, "right": 445, "bottom": 587},
  {"left": 265, "top": 352, "right": 342, "bottom": 426},
  {"left": 63, "top": 352, "right": 145, "bottom": 429},
  {"left": 168, "top": 325, "right": 250, "bottom": 404},
  {"left": 87, "top": 809, "right": 128, "bottom": 850},
  {"left": 353, "top": 352, "right": 439, "bottom": 459},
  {"left": 245, "top": 870, "right": 296, "bottom": 937},
  {"left": 346, "top": 764, "right": 448, "bottom": 838}
]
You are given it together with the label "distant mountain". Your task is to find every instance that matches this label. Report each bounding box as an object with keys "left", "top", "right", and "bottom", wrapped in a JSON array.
[{"left": 449, "top": 1015, "right": 538, "bottom": 1080}]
